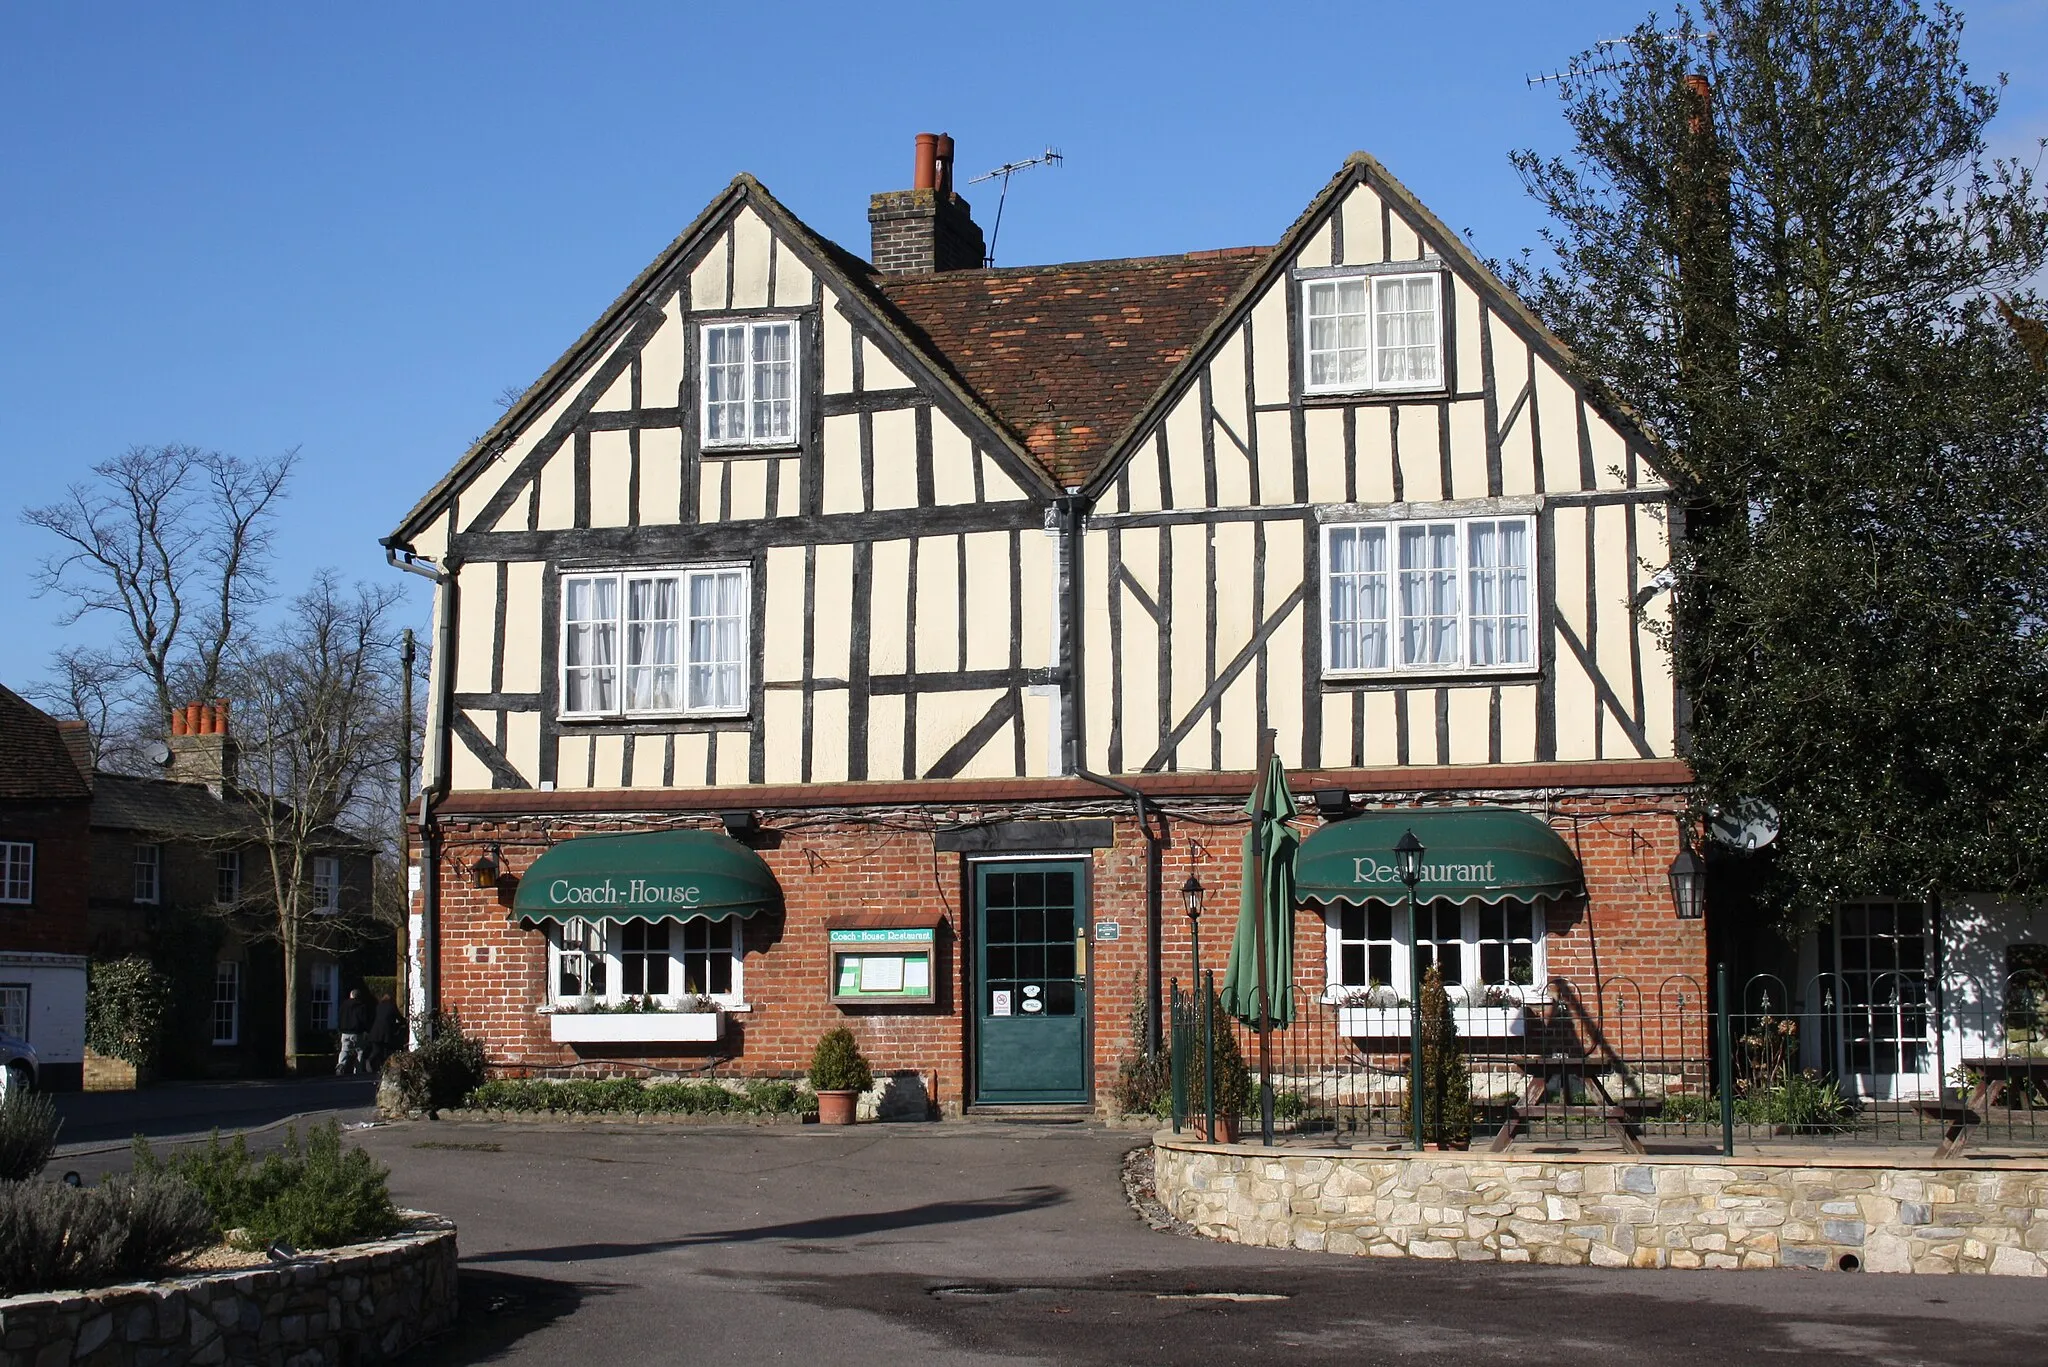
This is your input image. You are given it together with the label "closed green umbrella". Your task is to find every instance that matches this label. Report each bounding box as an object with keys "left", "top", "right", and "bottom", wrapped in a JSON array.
[{"left": 1220, "top": 750, "right": 1297, "bottom": 1028}]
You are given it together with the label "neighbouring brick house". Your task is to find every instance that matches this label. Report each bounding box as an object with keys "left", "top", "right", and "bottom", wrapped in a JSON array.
[
  {"left": 0, "top": 684, "right": 93, "bottom": 1090},
  {"left": 387, "top": 135, "right": 1699, "bottom": 1114},
  {"left": 85, "top": 704, "right": 390, "bottom": 1077}
]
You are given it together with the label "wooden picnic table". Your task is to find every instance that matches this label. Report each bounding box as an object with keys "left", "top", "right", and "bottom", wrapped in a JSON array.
[
  {"left": 1911, "top": 1055, "right": 2048, "bottom": 1159},
  {"left": 1488, "top": 1057, "right": 1661, "bottom": 1155}
]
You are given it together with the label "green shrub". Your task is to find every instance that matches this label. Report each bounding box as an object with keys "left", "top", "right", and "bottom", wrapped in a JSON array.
[
  {"left": 1657, "top": 1092, "right": 1718, "bottom": 1123},
  {"left": 464, "top": 1075, "right": 812, "bottom": 1116},
  {"left": 1736, "top": 1071, "right": 1857, "bottom": 1132},
  {"left": 0, "top": 1091, "right": 61, "bottom": 1182},
  {"left": 386, "top": 1012, "right": 488, "bottom": 1114},
  {"left": 1400, "top": 963, "right": 1473, "bottom": 1146},
  {"left": 1111, "top": 983, "right": 1172, "bottom": 1119},
  {"left": 807, "top": 1028, "right": 873, "bottom": 1093},
  {"left": 134, "top": 1122, "right": 402, "bottom": 1250},
  {"left": 0, "top": 1173, "right": 213, "bottom": 1296},
  {"left": 1186, "top": 994, "right": 1255, "bottom": 1120},
  {"left": 742, "top": 1079, "right": 807, "bottom": 1114},
  {"left": 362, "top": 975, "right": 398, "bottom": 1002},
  {"left": 86, "top": 957, "right": 172, "bottom": 1069}
]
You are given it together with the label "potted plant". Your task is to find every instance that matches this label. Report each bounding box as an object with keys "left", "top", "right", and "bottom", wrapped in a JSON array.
[
  {"left": 808, "top": 1026, "right": 873, "bottom": 1125},
  {"left": 1189, "top": 991, "right": 1254, "bottom": 1143},
  {"left": 1401, "top": 963, "right": 1473, "bottom": 1148}
]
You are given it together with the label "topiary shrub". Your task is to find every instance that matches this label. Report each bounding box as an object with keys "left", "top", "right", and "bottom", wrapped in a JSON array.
[
  {"left": 0, "top": 1091, "right": 61, "bottom": 1182},
  {"left": 85, "top": 956, "right": 172, "bottom": 1070},
  {"left": 134, "top": 1122, "right": 402, "bottom": 1251},
  {"left": 1204, "top": 994, "right": 1255, "bottom": 1120},
  {"left": 806, "top": 1028, "right": 873, "bottom": 1093},
  {"left": 1111, "top": 979, "right": 1171, "bottom": 1119},
  {"left": 0, "top": 1173, "right": 213, "bottom": 1296},
  {"left": 1401, "top": 962, "right": 1473, "bottom": 1147},
  {"left": 386, "top": 1012, "right": 488, "bottom": 1114}
]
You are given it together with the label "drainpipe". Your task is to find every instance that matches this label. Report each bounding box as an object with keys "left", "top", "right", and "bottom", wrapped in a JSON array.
[
  {"left": 1058, "top": 496, "right": 1166, "bottom": 1055},
  {"left": 384, "top": 538, "right": 455, "bottom": 1042}
]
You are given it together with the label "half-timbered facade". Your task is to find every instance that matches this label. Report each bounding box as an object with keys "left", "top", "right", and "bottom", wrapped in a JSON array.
[{"left": 390, "top": 138, "right": 1698, "bottom": 1114}]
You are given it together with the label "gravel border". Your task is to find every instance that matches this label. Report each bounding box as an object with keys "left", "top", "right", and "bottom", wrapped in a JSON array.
[{"left": 1121, "top": 1141, "right": 1200, "bottom": 1238}]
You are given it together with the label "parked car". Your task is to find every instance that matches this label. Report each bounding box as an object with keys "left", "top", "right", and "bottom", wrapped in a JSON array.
[{"left": 0, "top": 1031, "right": 37, "bottom": 1099}]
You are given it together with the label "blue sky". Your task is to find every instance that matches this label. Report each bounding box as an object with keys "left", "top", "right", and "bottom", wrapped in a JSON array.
[{"left": 4, "top": 1, "right": 2045, "bottom": 701}]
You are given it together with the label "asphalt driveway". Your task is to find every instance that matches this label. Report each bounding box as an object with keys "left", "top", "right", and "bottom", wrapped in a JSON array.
[{"left": 300, "top": 1121, "right": 2048, "bottom": 1366}]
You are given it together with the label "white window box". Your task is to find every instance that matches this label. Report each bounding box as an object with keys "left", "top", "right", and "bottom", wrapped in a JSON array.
[
  {"left": 1337, "top": 1005, "right": 1528, "bottom": 1038},
  {"left": 548, "top": 1010, "right": 724, "bottom": 1044}
]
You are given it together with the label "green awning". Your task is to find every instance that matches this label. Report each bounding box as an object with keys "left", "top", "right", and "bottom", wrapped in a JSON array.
[
  {"left": 1294, "top": 808, "right": 1581, "bottom": 906},
  {"left": 511, "top": 830, "right": 780, "bottom": 925}
]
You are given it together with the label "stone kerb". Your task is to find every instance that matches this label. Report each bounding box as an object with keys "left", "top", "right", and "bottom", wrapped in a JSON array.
[
  {"left": 0, "top": 1215, "right": 458, "bottom": 1366},
  {"left": 1152, "top": 1135, "right": 2048, "bottom": 1275}
]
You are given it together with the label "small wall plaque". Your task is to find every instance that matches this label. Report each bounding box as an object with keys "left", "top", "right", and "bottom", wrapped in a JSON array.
[{"left": 1093, "top": 920, "right": 1121, "bottom": 941}]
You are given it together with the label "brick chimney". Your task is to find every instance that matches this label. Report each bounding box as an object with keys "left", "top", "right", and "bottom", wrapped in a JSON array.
[
  {"left": 869, "top": 132, "right": 986, "bottom": 275},
  {"left": 168, "top": 699, "right": 239, "bottom": 796}
]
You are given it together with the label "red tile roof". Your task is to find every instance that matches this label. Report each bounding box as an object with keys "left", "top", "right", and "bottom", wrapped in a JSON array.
[
  {"left": 0, "top": 685, "right": 92, "bottom": 801},
  {"left": 877, "top": 248, "right": 1268, "bottom": 489}
]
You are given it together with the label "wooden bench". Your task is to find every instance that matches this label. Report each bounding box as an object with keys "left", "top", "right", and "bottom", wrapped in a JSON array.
[
  {"left": 1489, "top": 1063, "right": 1659, "bottom": 1155},
  {"left": 1916, "top": 1056, "right": 2048, "bottom": 1160}
]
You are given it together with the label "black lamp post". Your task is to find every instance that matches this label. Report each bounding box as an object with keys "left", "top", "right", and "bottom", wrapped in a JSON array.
[
  {"left": 1668, "top": 844, "right": 1706, "bottom": 921},
  {"left": 1394, "top": 828, "right": 1426, "bottom": 1151},
  {"left": 1181, "top": 874, "right": 1205, "bottom": 978},
  {"left": 469, "top": 843, "right": 501, "bottom": 891}
]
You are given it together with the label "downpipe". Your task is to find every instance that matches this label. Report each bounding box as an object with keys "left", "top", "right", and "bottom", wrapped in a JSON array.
[{"left": 383, "top": 538, "right": 455, "bottom": 1041}]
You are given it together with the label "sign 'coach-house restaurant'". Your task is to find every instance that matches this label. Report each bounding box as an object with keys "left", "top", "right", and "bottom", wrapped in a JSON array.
[{"left": 386, "top": 134, "right": 1694, "bottom": 1112}]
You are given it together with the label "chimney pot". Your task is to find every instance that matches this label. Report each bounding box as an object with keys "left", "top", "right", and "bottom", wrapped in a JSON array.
[
  {"left": 215, "top": 699, "right": 230, "bottom": 735},
  {"left": 170, "top": 710, "right": 185, "bottom": 737},
  {"left": 914, "top": 133, "right": 938, "bottom": 191},
  {"left": 872, "top": 131, "right": 987, "bottom": 276},
  {"left": 935, "top": 133, "right": 955, "bottom": 198},
  {"left": 184, "top": 702, "right": 203, "bottom": 736}
]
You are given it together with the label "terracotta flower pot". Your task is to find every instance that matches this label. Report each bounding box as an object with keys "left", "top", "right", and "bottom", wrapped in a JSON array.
[
  {"left": 1190, "top": 1113, "right": 1239, "bottom": 1143},
  {"left": 816, "top": 1089, "right": 859, "bottom": 1125}
]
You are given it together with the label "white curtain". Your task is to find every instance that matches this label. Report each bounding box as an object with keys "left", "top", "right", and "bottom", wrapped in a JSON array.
[
  {"left": 1398, "top": 523, "right": 1460, "bottom": 665},
  {"left": 704, "top": 324, "right": 747, "bottom": 442},
  {"left": 687, "top": 570, "right": 747, "bottom": 710},
  {"left": 564, "top": 576, "right": 618, "bottom": 712},
  {"left": 751, "top": 323, "right": 795, "bottom": 441},
  {"left": 1374, "top": 276, "right": 1440, "bottom": 387},
  {"left": 1307, "top": 279, "right": 1371, "bottom": 388},
  {"left": 1467, "top": 520, "right": 1531, "bottom": 666},
  {"left": 626, "top": 577, "right": 681, "bottom": 711},
  {"left": 1326, "top": 526, "right": 1388, "bottom": 669}
]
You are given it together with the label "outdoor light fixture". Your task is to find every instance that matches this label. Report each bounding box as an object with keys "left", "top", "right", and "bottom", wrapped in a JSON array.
[
  {"left": 1180, "top": 874, "right": 1205, "bottom": 922},
  {"left": 720, "top": 810, "right": 760, "bottom": 836},
  {"left": 1668, "top": 844, "right": 1707, "bottom": 921},
  {"left": 1393, "top": 829, "right": 1424, "bottom": 889},
  {"left": 469, "top": 843, "right": 501, "bottom": 890},
  {"left": 1312, "top": 788, "right": 1353, "bottom": 820}
]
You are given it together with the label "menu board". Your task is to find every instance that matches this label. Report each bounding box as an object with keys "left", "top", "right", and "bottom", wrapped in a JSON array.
[{"left": 828, "top": 926, "right": 938, "bottom": 1005}]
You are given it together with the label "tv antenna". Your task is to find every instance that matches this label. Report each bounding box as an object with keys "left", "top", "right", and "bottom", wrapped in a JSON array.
[{"left": 968, "top": 147, "right": 1063, "bottom": 266}]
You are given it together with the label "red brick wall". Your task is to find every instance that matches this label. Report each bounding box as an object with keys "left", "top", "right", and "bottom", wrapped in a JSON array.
[
  {"left": 425, "top": 788, "right": 1702, "bottom": 1113},
  {"left": 0, "top": 798, "right": 92, "bottom": 956}
]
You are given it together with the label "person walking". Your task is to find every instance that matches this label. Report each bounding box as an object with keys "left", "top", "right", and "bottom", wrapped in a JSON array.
[
  {"left": 366, "top": 992, "right": 402, "bottom": 1072},
  {"left": 336, "top": 988, "right": 373, "bottom": 1076}
]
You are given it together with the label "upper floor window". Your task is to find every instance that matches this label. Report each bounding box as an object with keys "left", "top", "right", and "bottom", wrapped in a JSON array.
[
  {"left": 561, "top": 566, "right": 750, "bottom": 717},
  {"left": 1303, "top": 272, "right": 1442, "bottom": 394},
  {"left": 216, "top": 851, "right": 242, "bottom": 906},
  {"left": 1323, "top": 516, "right": 1534, "bottom": 676},
  {"left": 0, "top": 842, "right": 31, "bottom": 905},
  {"left": 702, "top": 320, "right": 797, "bottom": 446},
  {"left": 312, "top": 856, "right": 340, "bottom": 914},
  {"left": 133, "top": 844, "right": 161, "bottom": 906}
]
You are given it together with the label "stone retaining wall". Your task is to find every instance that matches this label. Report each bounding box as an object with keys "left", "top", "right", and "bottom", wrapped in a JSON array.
[
  {"left": 0, "top": 1215, "right": 458, "bottom": 1365},
  {"left": 1153, "top": 1135, "right": 2048, "bottom": 1274}
]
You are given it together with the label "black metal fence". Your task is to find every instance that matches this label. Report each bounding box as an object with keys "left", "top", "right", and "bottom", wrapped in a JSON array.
[{"left": 1166, "top": 968, "right": 2048, "bottom": 1152}]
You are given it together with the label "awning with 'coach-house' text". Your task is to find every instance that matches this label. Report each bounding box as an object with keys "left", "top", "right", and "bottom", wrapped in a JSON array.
[
  {"left": 510, "top": 829, "right": 781, "bottom": 926},
  {"left": 1293, "top": 808, "right": 1582, "bottom": 907}
]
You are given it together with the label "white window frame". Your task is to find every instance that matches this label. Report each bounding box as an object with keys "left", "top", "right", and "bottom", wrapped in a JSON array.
[
  {"left": 699, "top": 318, "right": 800, "bottom": 448},
  {"left": 1322, "top": 899, "right": 1546, "bottom": 1001},
  {"left": 1301, "top": 270, "right": 1444, "bottom": 395},
  {"left": 212, "top": 961, "right": 241, "bottom": 1046},
  {"left": 558, "top": 565, "right": 752, "bottom": 720},
  {"left": 546, "top": 916, "right": 745, "bottom": 1008},
  {"left": 311, "top": 856, "right": 340, "bottom": 915},
  {"left": 1321, "top": 515, "right": 1538, "bottom": 678},
  {"left": 133, "top": 844, "right": 161, "bottom": 906},
  {"left": 309, "top": 962, "right": 339, "bottom": 1033},
  {"left": 216, "top": 850, "right": 242, "bottom": 906},
  {"left": 0, "top": 983, "right": 27, "bottom": 1039},
  {"left": 0, "top": 842, "right": 32, "bottom": 904}
]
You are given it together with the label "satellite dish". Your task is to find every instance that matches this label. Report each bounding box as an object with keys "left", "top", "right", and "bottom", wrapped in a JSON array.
[
  {"left": 1707, "top": 800, "right": 1779, "bottom": 851},
  {"left": 145, "top": 740, "right": 172, "bottom": 767}
]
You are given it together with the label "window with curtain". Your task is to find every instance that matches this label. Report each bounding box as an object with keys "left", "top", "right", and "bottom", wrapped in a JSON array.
[
  {"left": 559, "top": 566, "right": 750, "bottom": 717},
  {"left": 1325, "top": 899, "right": 1546, "bottom": 997},
  {"left": 548, "top": 917, "right": 742, "bottom": 1004},
  {"left": 1303, "top": 271, "right": 1442, "bottom": 394},
  {"left": 1323, "top": 515, "right": 1535, "bottom": 676},
  {"left": 702, "top": 319, "right": 798, "bottom": 445}
]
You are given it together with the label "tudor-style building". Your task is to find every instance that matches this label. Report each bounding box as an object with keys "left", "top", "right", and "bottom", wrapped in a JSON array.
[{"left": 387, "top": 136, "right": 1697, "bottom": 1113}]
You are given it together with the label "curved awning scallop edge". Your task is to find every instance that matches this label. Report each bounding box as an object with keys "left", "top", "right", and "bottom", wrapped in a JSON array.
[
  {"left": 1294, "top": 807, "right": 1582, "bottom": 906},
  {"left": 509, "top": 829, "right": 782, "bottom": 925}
]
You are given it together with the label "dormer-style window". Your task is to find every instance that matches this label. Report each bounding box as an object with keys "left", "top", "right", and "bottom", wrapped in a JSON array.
[
  {"left": 702, "top": 320, "right": 797, "bottom": 446},
  {"left": 561, "top": 566, "right": 750, "bottom": 717},
  {"left": 1303, "top": 272, "right": 1442, "bottom": 393},
  {"left": 1323, "top": 515, "right": 1535, "bottom": 677}
]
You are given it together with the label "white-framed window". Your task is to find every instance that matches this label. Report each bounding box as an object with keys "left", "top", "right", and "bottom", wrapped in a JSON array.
[
  {"left": 216, "top": 850, "right": 242, "bottom": 906},
  {"left": 1303, "top": 271, "right": 1443, "bottom": 393},
  {"left": 212, "top": 961, "right": 241, "bottom": 1046},
  {"left": 547, "top": 916, "right": 743, "bottom": 1005},
  {"left": 133, "top": 844, "right": 161, "bottom": 906},
  {"left": 701, "top": 319, "right": 798, "bottom": 446},
  {"left": 560, "top": 566, "right": 750, "bottom": 717},
  {"left": 0, "top": 842, "right": 31, "bottom": 904},
  {"left": 1323, "top": 516, "right": 1535, "bottom": 676},
  {"left": 0, "top": 983, "right": 27, "bottom": 1039},
  {"left": 311, "top": 857, "right": 340, "bottom": 914},
  {"left": 1325, "top": 898, "right": 1546, "bottom": 998},
  {"left": 309, "top": 962, "right": 339, "bottom": 1033}
]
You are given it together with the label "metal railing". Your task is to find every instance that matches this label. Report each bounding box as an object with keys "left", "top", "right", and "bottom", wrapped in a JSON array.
[{"left": 1165, "top": 968, "right": 2048, "bottom": 1152}]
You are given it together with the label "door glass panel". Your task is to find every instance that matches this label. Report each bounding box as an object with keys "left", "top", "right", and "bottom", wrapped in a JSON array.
[{"left": 981, "top": 863, "right": 1080, "bottom": 1017}]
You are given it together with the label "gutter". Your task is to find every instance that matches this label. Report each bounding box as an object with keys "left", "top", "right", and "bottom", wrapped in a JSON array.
[
  {"left": 383, "top": 538, "right": 455, "bottom": 1040},
  {"left": 1058, "top": 496, "right": 1166, "bottom": 1055}
]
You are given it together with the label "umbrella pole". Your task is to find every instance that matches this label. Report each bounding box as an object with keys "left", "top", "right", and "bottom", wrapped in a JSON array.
[{"left": 1254, "top": 729, "right": 1275, "bottom": 1147}]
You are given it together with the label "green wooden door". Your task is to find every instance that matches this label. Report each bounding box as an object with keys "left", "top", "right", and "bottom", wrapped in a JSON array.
[{"left": 974, "top": 861, "right": 1089, "bottom": 1103}]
